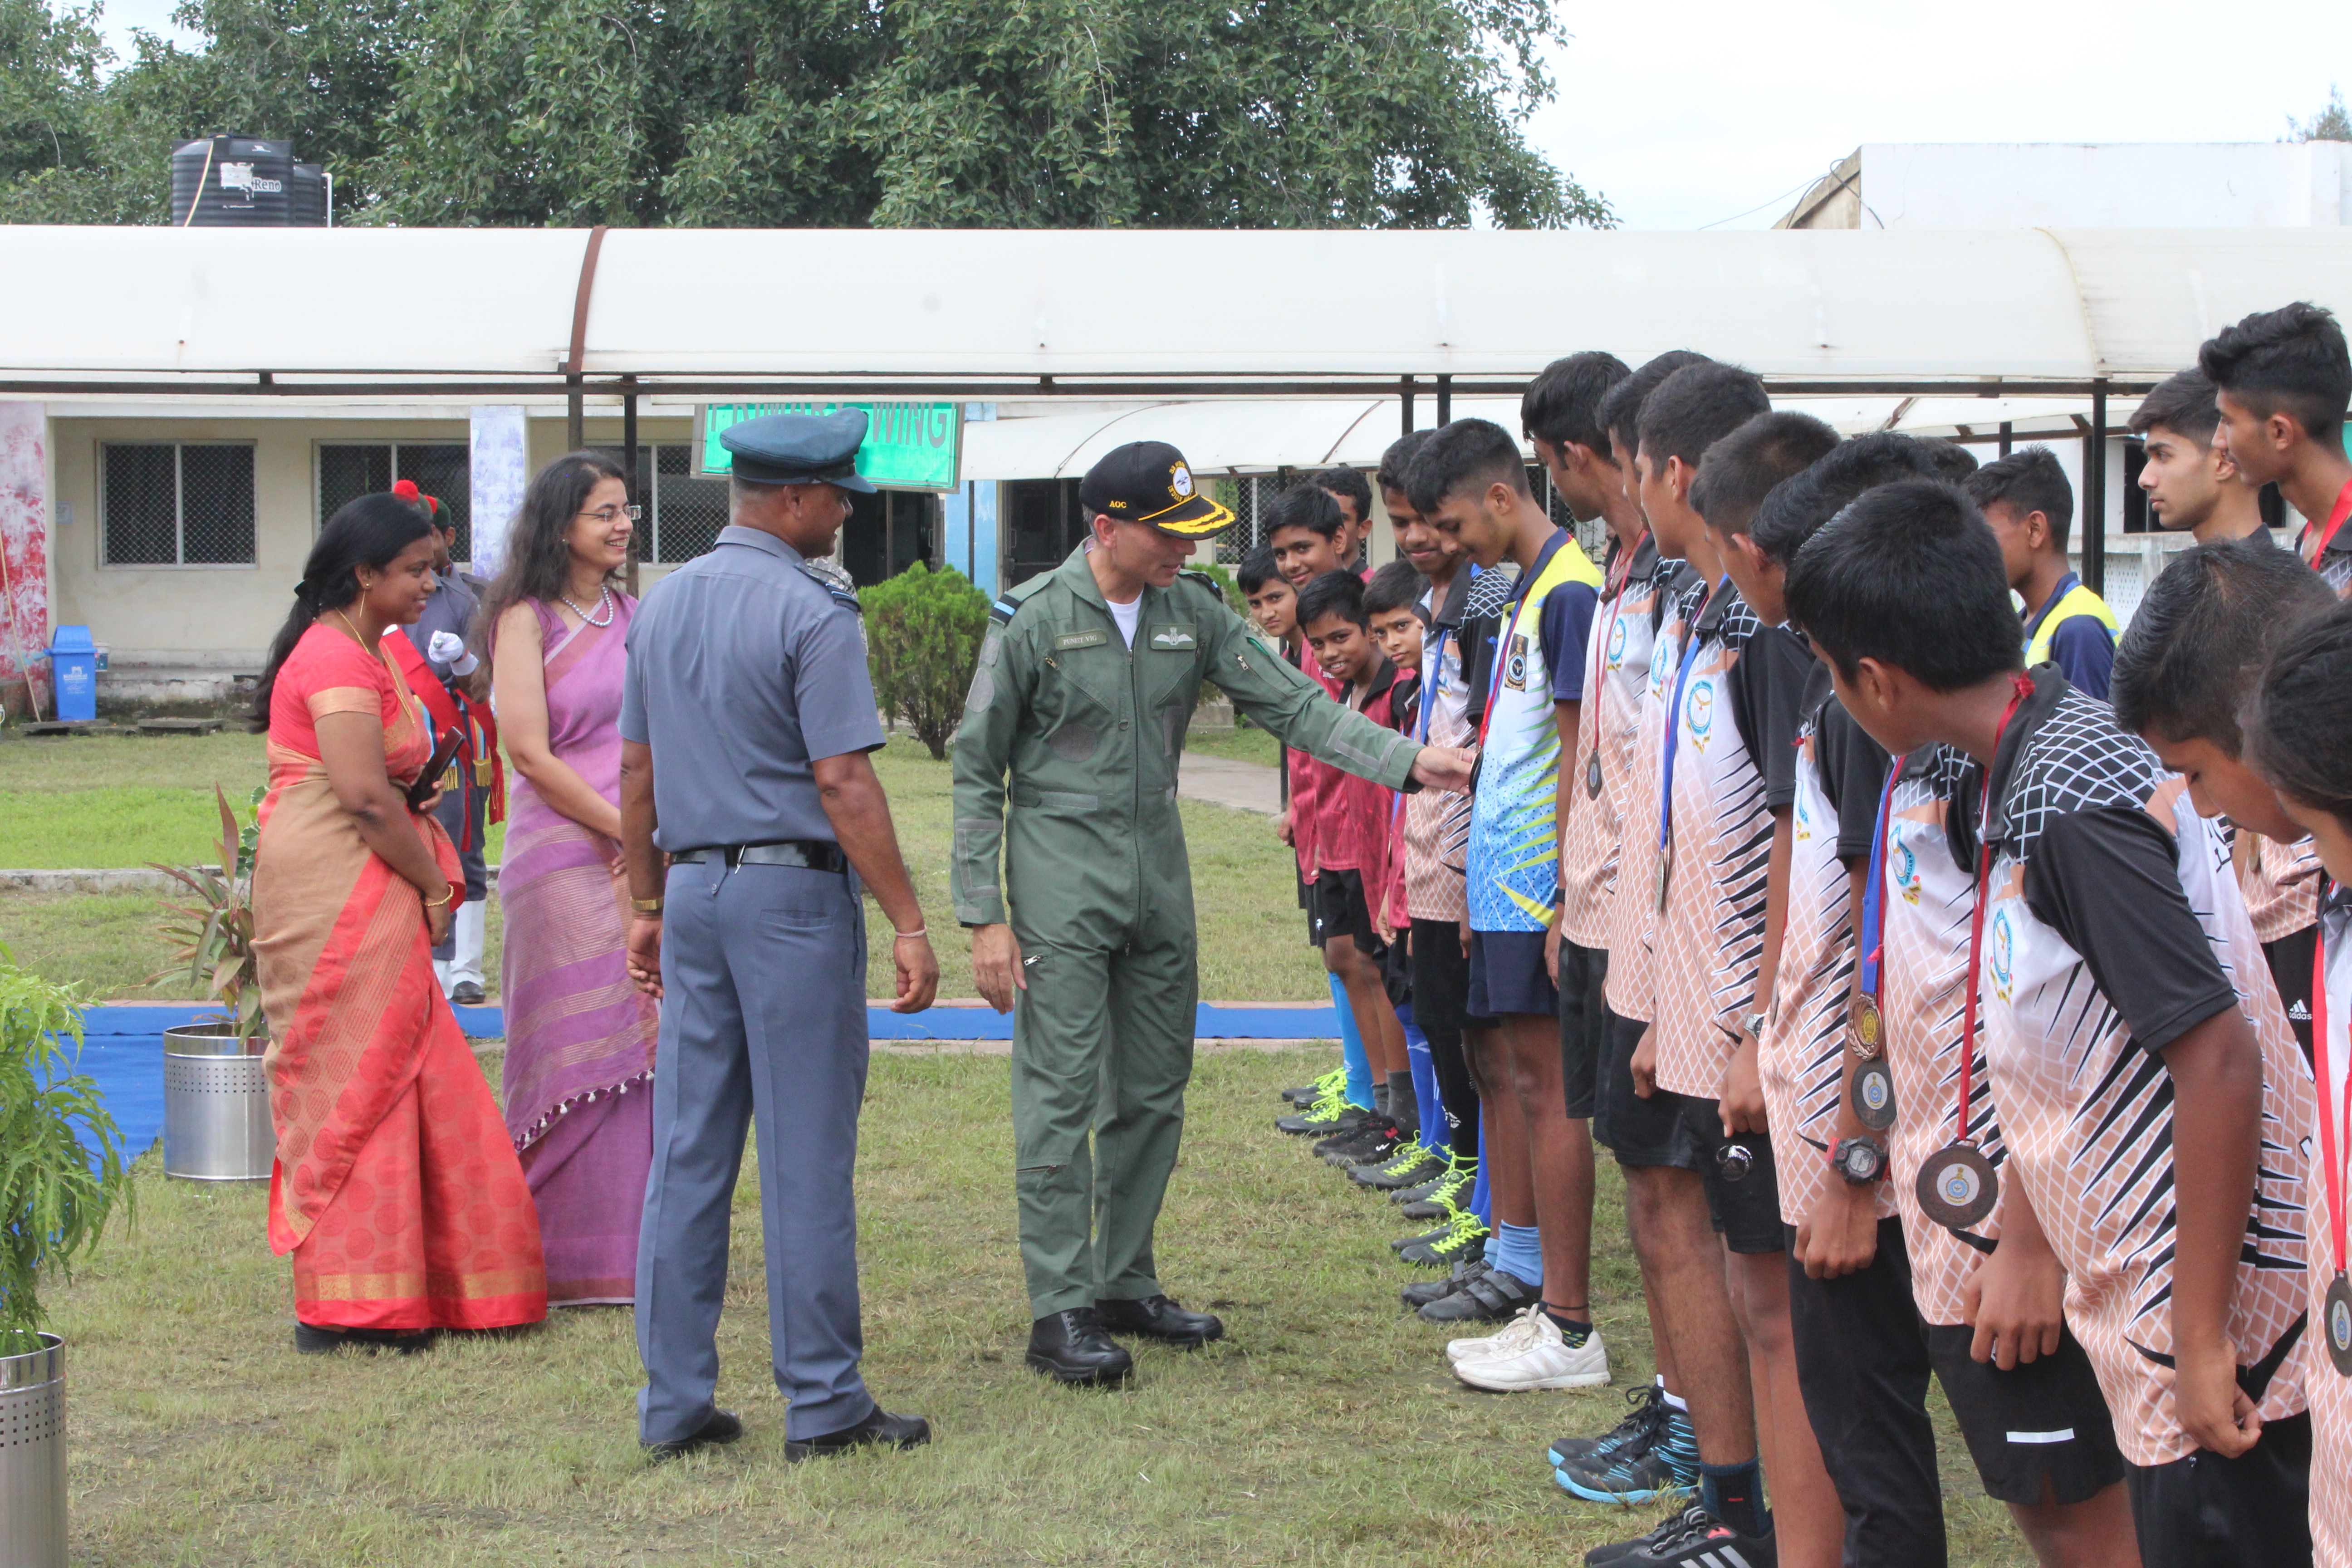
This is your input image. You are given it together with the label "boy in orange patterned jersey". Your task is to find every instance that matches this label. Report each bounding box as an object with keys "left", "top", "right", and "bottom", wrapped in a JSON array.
[{"left": 1790, "top": 479, "right": 2315, "bottom": 1568}]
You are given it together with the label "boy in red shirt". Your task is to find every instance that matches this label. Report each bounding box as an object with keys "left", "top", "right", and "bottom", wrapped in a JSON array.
[{"left": 2203, "top": 302, "right": 2352, "bottom": 596}]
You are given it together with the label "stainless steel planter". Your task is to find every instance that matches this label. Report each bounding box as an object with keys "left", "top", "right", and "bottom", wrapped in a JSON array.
[
  {"left": 0, "top": 1334, "right": 65, "bottom": 1568},
  {"left": 162, "top": 1023, "right": 273, "bottom": 1182}
]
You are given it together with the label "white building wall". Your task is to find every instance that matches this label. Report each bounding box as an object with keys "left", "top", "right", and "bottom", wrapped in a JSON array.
[{"left": 1856, "top": 142, "right": 2349, "bottom": 229}]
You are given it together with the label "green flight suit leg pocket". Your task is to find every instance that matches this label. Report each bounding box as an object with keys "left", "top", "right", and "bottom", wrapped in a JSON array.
[
  {"left": 1093, "top": 921, "right": 1200, "bottom": 1305},
  {"left": 1011, "top": 943, "right": 1113, "bottom": 1318}
]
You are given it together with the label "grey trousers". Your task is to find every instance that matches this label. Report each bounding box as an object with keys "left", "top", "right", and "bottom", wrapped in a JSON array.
[{"left": 635, "top": 856, "right": 875, "bottom": 1444}]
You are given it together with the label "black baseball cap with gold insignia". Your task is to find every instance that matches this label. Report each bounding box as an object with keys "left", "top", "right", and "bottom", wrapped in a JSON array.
[{"left": 1079, "top": 441, "right": 1235, "bottom": 537}]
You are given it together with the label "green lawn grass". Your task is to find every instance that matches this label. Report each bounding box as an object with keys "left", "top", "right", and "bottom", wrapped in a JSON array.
[
  {"left": 2, "top": 732, "right": 1326, "bottom": 1005},
  {"left": 49, "top": 1047, "right": 2032, "bottom": 1567}
]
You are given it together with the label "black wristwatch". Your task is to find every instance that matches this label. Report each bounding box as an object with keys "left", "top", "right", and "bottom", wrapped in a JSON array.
[{"left": 1828, "top": 1135, "right": 1888, "bottom": 1186}]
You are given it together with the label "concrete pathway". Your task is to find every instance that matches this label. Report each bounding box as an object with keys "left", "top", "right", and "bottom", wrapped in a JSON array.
[{"left": 1177, "top": 753, "right": 1280, "bottom": 815}]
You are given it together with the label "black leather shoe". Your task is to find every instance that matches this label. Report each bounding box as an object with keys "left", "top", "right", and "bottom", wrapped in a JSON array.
[
  {"left": 642, "top": 1407, "right": 744, "bottom": 1460},
  {"left": 784, "top": 1405, "right": 931, "bottom": 1463},
  {"left": 1026, "top": 1308, "right": 1135, "bottom": 1385},
  {"left": 450, "top": 981, "right": 486, "bottom": 1006},
  {"left": 1095, "top": 1294, "right": 1225, "bottom": 1348}
]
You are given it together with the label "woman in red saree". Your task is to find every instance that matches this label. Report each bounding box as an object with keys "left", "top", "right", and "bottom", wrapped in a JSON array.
[{"left": 250, "top": 491, "right": 547, "bottom": 1351}]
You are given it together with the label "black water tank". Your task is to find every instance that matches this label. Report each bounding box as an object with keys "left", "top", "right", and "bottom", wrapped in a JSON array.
[
  {"left": 171, "top": 137, "right": 321, "bottom": 226},
  {"left": 289, "top": 163, "right": 328, "bottom": 226}
]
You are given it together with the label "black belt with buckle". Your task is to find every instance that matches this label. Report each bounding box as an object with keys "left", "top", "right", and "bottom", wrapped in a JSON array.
[{"left": 671, "top": 840, "right": 848, "bottom": 873}]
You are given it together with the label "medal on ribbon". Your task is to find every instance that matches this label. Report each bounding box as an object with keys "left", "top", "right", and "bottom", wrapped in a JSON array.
[
  {"left": 1850, "top": 1056, "right": 1897, "bottom": 1132},
  {"left": 2312, "top": 906, "right": 2352, "bottom": 1375}
]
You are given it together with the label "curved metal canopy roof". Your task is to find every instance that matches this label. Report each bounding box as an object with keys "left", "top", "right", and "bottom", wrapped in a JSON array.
[{"left": 2, "top": 225, "right": 2346, "bottom": 399}]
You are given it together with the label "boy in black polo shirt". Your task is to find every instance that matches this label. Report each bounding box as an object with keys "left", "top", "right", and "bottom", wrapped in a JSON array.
[{"left": 1787, "top": 478, "right": 2317, "bottom": 1568}]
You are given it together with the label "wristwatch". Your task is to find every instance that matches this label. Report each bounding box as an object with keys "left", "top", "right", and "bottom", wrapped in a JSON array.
[
  {"left": 630, "top": 897, "right": 665, "bottom": 915},
  {"left": 1741, "top": 1009, "right": 1768, "bottom": 1041},
  {"left": 1828, "top": 1134, "right": 1888, "bottom": 1186}
]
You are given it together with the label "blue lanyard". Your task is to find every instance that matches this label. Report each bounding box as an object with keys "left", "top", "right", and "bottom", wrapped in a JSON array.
[
  {"left": 1654, "top": 576, "right": 1722, "bottom": 857},
  {"left": 1857, "top": 759, "right": 1901, "bottom": 1004},
  {"left": 1418, "top": 624, "right": 1448, "bottom": 744}
]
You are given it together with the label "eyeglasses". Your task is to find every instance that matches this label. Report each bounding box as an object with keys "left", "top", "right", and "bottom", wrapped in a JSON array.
[{"left": 579, "top": 505, "right": 643, "bottom": 524}]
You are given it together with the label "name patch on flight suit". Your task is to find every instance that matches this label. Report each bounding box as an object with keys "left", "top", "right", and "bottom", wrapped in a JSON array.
[
  {"left": 1055, "top": 630, "right": 1109, "bottom": 651},
  {"left": 1149, "top": 624, "right": 1197, "bottom": 650}
]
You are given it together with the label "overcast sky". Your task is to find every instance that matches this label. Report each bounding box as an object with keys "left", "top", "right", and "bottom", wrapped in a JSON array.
[{"left": 79, "top": 0, "right": 2352, "bottom": 231}]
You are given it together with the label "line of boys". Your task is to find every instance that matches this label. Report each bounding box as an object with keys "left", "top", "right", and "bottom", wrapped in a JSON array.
[{"left": 1246, "top": 299, "right": 2352, "bottom": 1568}]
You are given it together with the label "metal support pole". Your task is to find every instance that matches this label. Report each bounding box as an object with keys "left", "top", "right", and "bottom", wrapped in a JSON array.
[
  {"left": 621, "top": 380, "right": 641, "bottom": 597},
  {"left": 2084, "top": 380, "right": 2107, "bottom": 597},
  {"left": 1999, "top": 421, "right": 2013, "bottom": 457},
  {"left": 566, "top": 373, "right": 583, "bottom": 452},
  {"left": 1401, "top": 375, "right": 1416, "bottom": 435},
  {"left": 1436, "top": 373, "right": 1452, "bottom": 426}
]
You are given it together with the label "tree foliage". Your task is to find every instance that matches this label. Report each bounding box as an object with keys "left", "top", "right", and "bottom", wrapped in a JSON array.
[
  {"left": 862, "top": 561, "right": 990, "bottom": 761},
  {"left": 2286, "top": 85, "right": 2350, "bottom": 144},
  {"left": 0, "top": 0, "right": 1610, "bottom": 230}
]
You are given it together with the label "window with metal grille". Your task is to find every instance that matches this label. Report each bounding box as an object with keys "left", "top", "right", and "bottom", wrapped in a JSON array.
[
  {"left": 102, "top": 442, "right": 255, "bottom": 565},
  {"left": 317, "top": 443, "right": 474, "bottom": 558},
  {"left": 1214, "top": 475, "right": 1291, "bottom": 564}
]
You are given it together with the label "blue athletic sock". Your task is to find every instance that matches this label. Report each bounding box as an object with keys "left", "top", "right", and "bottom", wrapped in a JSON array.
[
  {"left": 1399, "top": 1006, "right": 1444, "bottom": 1150},
  {"left": 1700, "top": 1458, "right": 1767, "bottom": 1538},
  {"left": 1467, "top": 1151, "right": 1492, "bottom": 1226},
  {"left": 1328, "top": 973, "right": 1374, "bottom": 1109},
  {"left": 1489, "top": 1221, "right": 1544, "bottom": 1286}
]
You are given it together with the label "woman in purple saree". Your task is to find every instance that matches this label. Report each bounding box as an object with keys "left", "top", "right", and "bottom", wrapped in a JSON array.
[{"left": 481, "top": 451, "right": 658, "bottom": 1306}]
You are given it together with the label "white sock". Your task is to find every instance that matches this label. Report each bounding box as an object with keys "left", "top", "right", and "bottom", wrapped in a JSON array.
[{"left": 1658, "top": 1377, "right": 1688, "bottom": 1412}]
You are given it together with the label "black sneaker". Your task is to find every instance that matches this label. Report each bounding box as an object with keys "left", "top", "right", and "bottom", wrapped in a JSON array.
[
  {"left": 1390, "top": 1168, "right": 1453, "bottom": 1205},
  {"left": 1350, "top": 1145, "right": 1446, "bottom": 1190},
  {"left": 1316, "top": 1115, "right": 1399, "bottom": 1165},
  {"left": 1414, "top": 1266, "right": 1535, "bottom": 1323},
  {"left": 1556, "top": 1406, "right": 1700, "bottom": 1507},
  {"left": 1277, "top": 1099, "right": 1367, "bottom": 1137},
  {"left": 1401, "top": 1255, "right": 1493, "bottom": 1309},
  {"left": 1604, "top": 1509, "right": 1774, "bottom": 1568},
  {"left": 1581, "top": 1508, "right": 1708, "bottom": 1568},
  {"left": 1552, "top": 1383, "right": 1668, "bottom": 1468},
  {"left": 1397, "top": 1211, "right": 1487, "bottom": 1268}
]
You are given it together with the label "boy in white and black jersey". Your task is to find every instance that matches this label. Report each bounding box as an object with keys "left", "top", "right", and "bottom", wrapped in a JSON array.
[
  {"left": 1789, "top": 478, "right": 2317, "bottom": 1568},
  {"left": 2112, "top": 539, "right": 2338, "bottom": 1069}
]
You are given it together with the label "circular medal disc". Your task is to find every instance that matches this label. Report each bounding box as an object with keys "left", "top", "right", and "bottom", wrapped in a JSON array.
[
  {"left": 1849, "top": 1057, "right": 1897, "bottom": 1132},
  {"left": 1587, "top": 752, "right": 1605, "bottom": 799},
  {"left": 1849, "top": 995, "right": 1883, "bottom": 1058},
  {"left": 2327, "top": 1273, "right": 2352, "bottom": 1377},
  {"left": 1916, "top": 1142, "right": 1999, "bottom": 1231}
]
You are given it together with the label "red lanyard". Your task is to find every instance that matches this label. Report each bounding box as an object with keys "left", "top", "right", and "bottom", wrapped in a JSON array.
[
  {"left": 2303, "top": 479, "right": 2352, "bottom": 572},
  {"left": 1585, "top": 534, "right": 1648, "bottom": 762},
  {"left": 2317, "top": 893, "right": 2347, "bottom": 1276},
  {"left": 1955, "top": 677, "right": 2036, "bottom": 1144}
]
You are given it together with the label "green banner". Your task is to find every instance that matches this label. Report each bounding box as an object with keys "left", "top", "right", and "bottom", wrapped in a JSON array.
[{"left": 695, "top": 402, "right": 963, "bottom": 491}]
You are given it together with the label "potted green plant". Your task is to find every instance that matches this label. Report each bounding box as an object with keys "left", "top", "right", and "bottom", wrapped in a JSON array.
[
  {"left": 0, "top": 949, "right": 131, "bottom": 1568},
  {"left": 151, "top": 786, "right": 273, "bottom": 1181}
]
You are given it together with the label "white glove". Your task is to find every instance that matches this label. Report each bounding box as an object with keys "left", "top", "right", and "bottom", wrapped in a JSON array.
[{"left": 427, "top": 630, "right": 479, "bottom": 677}]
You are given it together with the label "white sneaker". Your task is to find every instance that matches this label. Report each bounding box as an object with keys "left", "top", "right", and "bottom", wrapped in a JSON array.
[
  {"left": 1446, "top": 1304, "right": 1548, "bottom": 1363},
  {"left": 1453, "top": 1318, "right": 1611, "bottom": 1392}
]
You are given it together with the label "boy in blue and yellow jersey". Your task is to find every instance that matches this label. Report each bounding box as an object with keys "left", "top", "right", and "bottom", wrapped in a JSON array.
[
  {"left": 1965, "top": 448, "right": 2118, "bottom": 700},
  {"left": 1410, "top": 417, "right": 1612, "bottom": 1396}
]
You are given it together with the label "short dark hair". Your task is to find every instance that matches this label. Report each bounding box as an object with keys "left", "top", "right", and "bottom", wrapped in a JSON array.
[
  {"left": 1264, "top": 483, "right": 1344, "bottom": 542},
  {"left": 1363, "top": 559, "right": 1426, "bottom": 619},
  {"left": 1522, "top": 351, "right": 1632, "bottom": 458},
  {"left": 1962, "top": 446, "right": 2074, "bottom": 547},
  {"left": 1377, "top": 430, "right": 1433, "bottom": 497},
  {"left": 2197, "top": 301, "right": 2352, "bottom": 442},
  {"left": 1405, "top": 418, "right": 1529, "bottom": 517},
  {"left": 1690, "top": 412, "right": 1840, "bottom": 534},
  {"left": 1636, "top": 361, "right": 1771, "bottom": 474},
  {"left": 1314, "top": 466, "right": 1374, "bottom": 521},
  {"left": 2128, "top": 368, "right": 2224, "bottom": 446},
  {"left": 1236, "top": 544, "right": 1285, "bottom": 596},
  {"left": 1919, "top": 440, "right": 1979, "bottom": 482},
  {"left": 1784, "top": 480, "right": 2022, "bottom": 693},
  {"left": 1749, "top": 432, "right": 1948, "bottom": 566},
  {"left": 2109, "top": 539, "right": 2335, "bottom": 753},
  {"left": 1295, "top": 569, "right": 1368, "bottom": 631},
  {"left": 2246, "top": 599, "right": 2352, "bottom": 831},
  {"left": 1599, "top": 350, "right": 1710, "bottom": 465}
]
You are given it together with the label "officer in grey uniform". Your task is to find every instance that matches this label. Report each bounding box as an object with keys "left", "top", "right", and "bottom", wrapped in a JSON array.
[
  {"left": 618, "top": 410, "right": 938, "bottom": 1461},
  {"left": 952, "top": 441, "right": 1474, "bottom": 1385}
]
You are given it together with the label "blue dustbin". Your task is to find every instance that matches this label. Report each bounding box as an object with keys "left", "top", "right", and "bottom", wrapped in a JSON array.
[{"left": 46, "top": 625, "right": 98, "bottom": 722}]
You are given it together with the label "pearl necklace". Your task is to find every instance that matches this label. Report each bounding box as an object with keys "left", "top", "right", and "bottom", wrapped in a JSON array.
[{"left": 560, "top": 585, "right": 615, "bottom": 628}]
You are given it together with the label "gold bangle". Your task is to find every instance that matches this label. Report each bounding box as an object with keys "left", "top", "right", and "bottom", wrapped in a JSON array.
[
  {"left": 421, "top": 886, "right": 456, "bottom": 909},
  {"left": 893, "top": 926, "right": 928, "bottom": 941}
]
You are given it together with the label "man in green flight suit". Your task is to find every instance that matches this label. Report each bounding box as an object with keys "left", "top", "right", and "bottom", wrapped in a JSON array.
[{"left": 952, "top": 441, "right": 1475, "bottom": 1385}]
